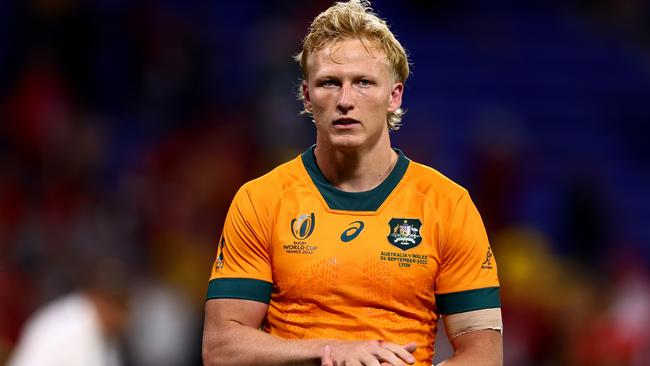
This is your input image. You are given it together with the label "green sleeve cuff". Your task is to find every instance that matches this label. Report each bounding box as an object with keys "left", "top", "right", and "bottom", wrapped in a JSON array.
[
  {"left": 435, "top": 287, "right": 501, "bottom": 315},
  {"left": 206, "top": 278, "right": 273, "bottom": 304}
]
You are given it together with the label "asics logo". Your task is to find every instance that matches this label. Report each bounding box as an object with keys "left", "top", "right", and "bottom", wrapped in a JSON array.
[{"left": 340, "top": 221, "right": 364, "bottom": 242}]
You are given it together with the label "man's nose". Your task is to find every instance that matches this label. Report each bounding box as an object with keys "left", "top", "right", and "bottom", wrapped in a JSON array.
[{"left": 336, "top": 84, "right": 354, "bottom": 113}]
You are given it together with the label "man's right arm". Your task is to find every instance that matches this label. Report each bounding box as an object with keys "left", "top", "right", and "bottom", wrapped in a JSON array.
[{"left": 202, "top": 299, "right": 417, "bottom": 366}]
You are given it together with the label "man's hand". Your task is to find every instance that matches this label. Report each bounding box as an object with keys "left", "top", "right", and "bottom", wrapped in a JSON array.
[{"left": 320, "top": 340, "right": 417, "bottom": 366}]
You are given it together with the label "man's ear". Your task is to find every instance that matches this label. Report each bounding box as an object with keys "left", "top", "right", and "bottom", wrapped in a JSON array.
[
  {"left": 302, "top": 80, "right": 312, "bottom": 112},
  {"left": 387, "top": 82, "right": 404, "bottom": 113}
]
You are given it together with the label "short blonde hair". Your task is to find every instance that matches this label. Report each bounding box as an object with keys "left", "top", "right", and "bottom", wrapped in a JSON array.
[{"left": 295, "top": 0, "right": 410, "bottom": 130}]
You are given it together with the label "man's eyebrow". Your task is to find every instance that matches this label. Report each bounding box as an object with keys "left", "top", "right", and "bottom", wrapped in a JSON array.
[{"left": 313, "top": 74, "right": 342, "bottom": 81}]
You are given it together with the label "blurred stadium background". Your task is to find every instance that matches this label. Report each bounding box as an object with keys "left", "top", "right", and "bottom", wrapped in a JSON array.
[{"left": 1, "top": 0, "right": 650, "bottom": 365}]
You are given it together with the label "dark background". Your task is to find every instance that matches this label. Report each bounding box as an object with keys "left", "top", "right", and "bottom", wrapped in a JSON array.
[{"left": 1, "top": 0, "right": 649, "bottom": 365}]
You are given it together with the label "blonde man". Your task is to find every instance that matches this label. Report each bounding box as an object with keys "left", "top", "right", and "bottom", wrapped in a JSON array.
[{"left": 203, "top": 1, "right": 503, "bottom": 365}]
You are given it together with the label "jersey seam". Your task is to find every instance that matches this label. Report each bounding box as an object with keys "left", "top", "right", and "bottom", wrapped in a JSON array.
[
  {"left": 243, "top": 187, "right": 271, "bottom": 252},
  {"left": 269, "top": 182, "right": 307, "bottom": 266},
  {"left": 208, "top": 275, "right": 272, "bottom": 282},
  {"left": 442, "top": 190, "right": 467, "bottom": 261},
  {"left": 247, "top": 157, "right": 308, "bottom": 257},
  {"left": 398, "top": 179, "right": 445, "bottom": 267},
  {"left": 434, "top": 285, "right": 500, "bottom": 295}
]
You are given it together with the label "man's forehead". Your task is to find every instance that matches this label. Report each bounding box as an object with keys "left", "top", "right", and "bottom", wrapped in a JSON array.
[
  {"left": 309, "top": 38, "right": 389, "bottom": 67},
  {"left": 325, "top": 38, "right": 382, "bottom": 55}
]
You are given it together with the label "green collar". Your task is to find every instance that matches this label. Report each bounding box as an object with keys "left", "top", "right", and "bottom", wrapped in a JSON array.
[{"left": 301, "top": 145, "right": 410, "bottom": 211}]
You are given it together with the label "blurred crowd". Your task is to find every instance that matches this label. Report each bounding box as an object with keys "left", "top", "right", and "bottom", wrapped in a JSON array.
[{"left": 1, "top": 1, "right": 649, "bottom": 365}]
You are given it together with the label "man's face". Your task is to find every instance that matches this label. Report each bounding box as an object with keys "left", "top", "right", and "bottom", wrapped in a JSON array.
[{"left": 302, "top": 38, "right": 403, "bottom": 151}]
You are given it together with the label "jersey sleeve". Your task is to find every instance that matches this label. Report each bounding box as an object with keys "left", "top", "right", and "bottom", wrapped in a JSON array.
[
  {"left": 434, "top": 191, "right": 500, "bottom": 315},
  {"left": 206, "top": 184, "right": 273, "bottom": 304}
]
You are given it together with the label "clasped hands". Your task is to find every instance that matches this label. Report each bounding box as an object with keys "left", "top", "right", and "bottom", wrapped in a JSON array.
[{"left": 320, "top": 340, "right": 417, "bottom": 366}]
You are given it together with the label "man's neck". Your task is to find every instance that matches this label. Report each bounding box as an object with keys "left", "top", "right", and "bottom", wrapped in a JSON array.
[{"left": 313, "top": 140, "right": 398, "bottom": 193}]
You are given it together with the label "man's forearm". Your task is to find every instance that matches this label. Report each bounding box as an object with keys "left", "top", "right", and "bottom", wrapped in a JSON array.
[
  {"left": 202, "top": 321, "right": 328, "bottom": 366},
  {"left": 437, "top": 329, "right": 503, "bottom": 366},
  {"left": 437, "top": 352, "right": 501, "bottom": 366}
]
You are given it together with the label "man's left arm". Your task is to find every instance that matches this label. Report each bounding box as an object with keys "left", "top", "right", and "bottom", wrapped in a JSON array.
[{"left": 435, "top": 190, "right": 504, "bottom": 366}]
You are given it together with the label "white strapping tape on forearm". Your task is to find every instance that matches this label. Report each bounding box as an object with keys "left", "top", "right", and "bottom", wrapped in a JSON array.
[{"left": 442, "top": 308, "right": 503, "bottom": 340}]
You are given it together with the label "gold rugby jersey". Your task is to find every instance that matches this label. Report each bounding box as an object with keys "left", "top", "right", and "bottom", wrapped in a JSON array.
[{"left": 207, "top": 146, "right": 500, "bottom": 364}]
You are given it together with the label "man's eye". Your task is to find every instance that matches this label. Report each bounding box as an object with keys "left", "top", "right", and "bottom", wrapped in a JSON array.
[
  {"left": 357, "top": 79, "right": 373, "bottom": 87},
  {"left": 320, "top": 80, "right": 338, "bottom": 87}
]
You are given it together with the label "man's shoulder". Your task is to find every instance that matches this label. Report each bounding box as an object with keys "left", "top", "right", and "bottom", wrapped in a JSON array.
[
  {"left": 405, "top": 159, "right": 468, "bottom": 199},
  {"left": 239, "top": 153, "right": 307, "bottom": 199}
]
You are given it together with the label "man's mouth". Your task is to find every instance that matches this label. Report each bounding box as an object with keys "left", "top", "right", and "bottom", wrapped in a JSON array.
[{"left": 333, "top": 118, "right": 360, "bottom": 126}]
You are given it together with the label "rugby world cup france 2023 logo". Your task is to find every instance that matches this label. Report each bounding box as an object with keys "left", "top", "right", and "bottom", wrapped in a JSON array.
[{"left": 291, "top": 213, "right": 315, "bottom": 241}]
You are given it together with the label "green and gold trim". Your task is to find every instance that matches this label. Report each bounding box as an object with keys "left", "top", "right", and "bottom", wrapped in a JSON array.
[
  {"left": 206, "top": 278, "right": 273, "bottom": 303},
  {"left": 301, "top": 145, "right": 410, "bottom": 211},
  {"left": 435, "top": 287, "right": 501, "bottom": 315}
]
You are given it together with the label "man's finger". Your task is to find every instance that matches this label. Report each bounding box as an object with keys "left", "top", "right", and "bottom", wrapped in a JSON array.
[
  {"left": 380, "top": 342, "right": 416, "bottom": 364},
  {"left": 373, "top": 346, "right": 406, "bottom": 366},
  {"left": 321, "top": 345, "right": 333, "bottom": 366},
  {"left": 401, "top": 342, "right": 417, "bottom": 353},
  {"left": 345, "top": 359, "right": 364, "bottom": 366},
  {"left": 357, "top": 354, "right": 380, "bottom": 366}
]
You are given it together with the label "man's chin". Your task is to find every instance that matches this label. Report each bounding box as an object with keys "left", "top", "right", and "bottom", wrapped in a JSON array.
[{"left": 329, "top": 135, "right": 365, "bottom": 150}]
